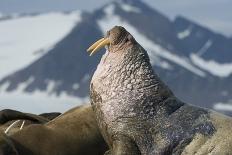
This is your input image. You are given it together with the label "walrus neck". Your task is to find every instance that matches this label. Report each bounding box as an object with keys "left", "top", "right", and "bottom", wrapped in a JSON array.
[{"left": 91, "top": 43, "right": 173, "bottom": 108}]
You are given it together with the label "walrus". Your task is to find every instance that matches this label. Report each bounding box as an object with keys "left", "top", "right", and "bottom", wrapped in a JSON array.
[
  {"left": 0, "top": 109, "right": 59, "bottom": 135},
  {"left": 88, "top": 26, "right": 232, "bottom": 154},
  {"left": 0, "top": 110, "right": 61, "bottom": 154},
  {"left": 0, "top": 109, "right": 51, "bottom": 124},
  {"left": 0, "top": 105, "right": 108, "bottom": 155},
  {"left": 0, "top": 109, "right": 61, "bottom": 135}
]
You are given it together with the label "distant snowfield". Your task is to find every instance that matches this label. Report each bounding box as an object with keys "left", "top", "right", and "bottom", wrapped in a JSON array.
[
  {"left": 177, "top": 26, "right": 192, "bottom": 39},
  {"left": 0, "top": 92, "right": 85, "bottom": 114},
  {"left": 214, "top": 101, "right": 232, "bottom": 111},
  {"left": 191, "top": 54, "right": 232, "bottom": 77},
  {"left": 0, "top": 12, "right": 84, "bottom": 113},
  {"left": 0, "top": 11, "right": 82, "bottom": 80},
  {"left": 117, "top": 2, "right": 141, "bottom": 13},
  {"left": 0, "top": 80, "right": 88, "bottom": 114}
]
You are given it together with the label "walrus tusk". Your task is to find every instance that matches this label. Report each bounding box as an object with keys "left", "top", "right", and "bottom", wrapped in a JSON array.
[
  {"left": 20, "top": 120, "right": 25, "bottom": 130},
  {"left": 87, "top": 38, "right": 110, "bottom": 56},
  {"left": 87, "top": 38, "right": 105, "bottom": 52},
  {"left": 5, "top": 120, "right": 20, "bottom": 134}
]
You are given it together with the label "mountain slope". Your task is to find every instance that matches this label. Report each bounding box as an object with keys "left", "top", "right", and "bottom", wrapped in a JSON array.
[
  {"left": 0, "top": 11, "right": 82, "bottom": 80},
  {"left": 0, "top": 11, "right": 84, "bottom": 113}
]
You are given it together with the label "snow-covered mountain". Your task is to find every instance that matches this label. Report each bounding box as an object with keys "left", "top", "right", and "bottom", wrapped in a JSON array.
[
  {"left": 0, "top": 11, "right": 85, "bottom": 113},
  {"left": 0, "top": 0, "right": 231, "bottom": 114},
  {"left": 0, "top": 11, "right": 82, "bottom": 80}
]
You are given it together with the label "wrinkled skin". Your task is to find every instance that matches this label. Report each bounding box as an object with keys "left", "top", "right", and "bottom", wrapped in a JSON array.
[
  {"left": 90, "top": 26, "right": 232, "bottom": 155},
  {"left": 0, "top": 105, "right": 108, "bottom": 155}
]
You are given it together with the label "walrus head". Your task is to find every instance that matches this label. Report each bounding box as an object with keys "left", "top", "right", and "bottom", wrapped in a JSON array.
[{"left": 87, "top": 26, "right": 136, "bottom": 56}]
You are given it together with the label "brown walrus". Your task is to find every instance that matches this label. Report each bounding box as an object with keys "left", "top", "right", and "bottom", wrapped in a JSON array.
[
  {"left": 0, "top": 109, "right": 51, "bottom": 124},
  {"left": 88, "top": 26, "right": 232, "bottom": 155},
  {"left": 0, "top": 105, "right": 107, "bottom": 155},
  {"left": 0, "top": 109, "right": 61, "bottom": 136}
]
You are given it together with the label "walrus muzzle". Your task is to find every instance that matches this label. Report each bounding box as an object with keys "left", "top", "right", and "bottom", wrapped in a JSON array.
[{"left": 87, "top": 38, "right": 110, "bottom": 56}]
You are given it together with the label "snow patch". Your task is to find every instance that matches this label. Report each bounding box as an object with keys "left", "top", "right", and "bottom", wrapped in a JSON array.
[
  {"left": 214, "top": 101, "right": 232, "bottom": 111},
  {"left": 98, "top": 12, "right": 206, "bottom": 77},
  {"left": 191, "top": 54, "right": 232, "bottom": 77},
  {"left": 0, "top": 11, "right": 82, "bottom": 80},
  {"left": 82, "top": 74, "right": 90, "bottom": 83},
  {"left": 104, "top": 4, "right": 115, "bottom": 16},
  {"left": 72, "top": 83, "right": 80, "bottom": 90},
  {"left": 0, "top": 81, "right": 10, "bottom": 92},
  {"left": 119, "top": 3, "right": 141, "bottom": 13},
  {"left": 45, "top": 80, "right": 58, "bottom": 95},
  {"left": 159, "top": 61, "right": 172, "bottom": 70},
  {"left": 0, "top": 77, "right": 88, "bottom": 114},
  {"left": 0, "top": 91, "right": 88, "bottom": 114},
  {"left": 177, "top": 26, "right": 192, "bottom": 39},
  {"left": 153, "top": 57, "right": 172, "bottom": 70},
  {"left": 197, "top": 40, "right": 213, "bottom": 56},
  {"left": 16, "top": 77, "right": 35, "bottom": 92}
]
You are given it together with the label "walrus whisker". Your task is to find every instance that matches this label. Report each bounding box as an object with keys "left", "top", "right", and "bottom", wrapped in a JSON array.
[{"left": 4, "top": 120, "right": 20, "bottom": 134}]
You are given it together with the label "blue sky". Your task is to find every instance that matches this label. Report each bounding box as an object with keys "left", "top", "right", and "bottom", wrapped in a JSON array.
[{"left": 0, "top": 0, "right": 231, "bottom": 36}]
